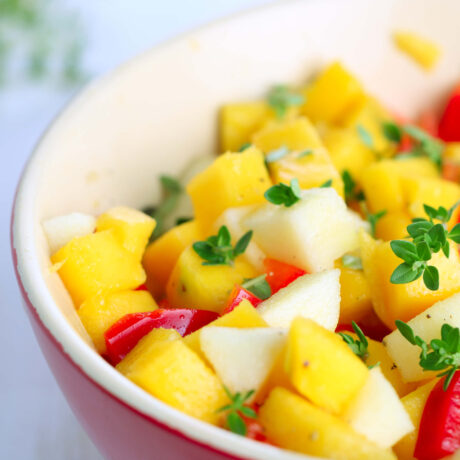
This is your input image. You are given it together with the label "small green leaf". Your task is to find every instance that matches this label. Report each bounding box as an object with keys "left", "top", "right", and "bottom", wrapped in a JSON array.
[
  {"left": 264, "top": 179, "right": 302, "bottom": 207},
  {"left": 320, "top": 179, "right": 333, "bottom": 188},
  {"left": 267, "top": 85, "right": 305, "bottom": 119},
  {"left": 234, "top": 231, "right": 253, "bottom": 257},
  {"left": 342, "top": 254, "right": 363, "bottom": 270},
  {"left": 390, "top": 240, "right": 419, "bottom": 263},
  {"left": 423, "top": 265, "right": 439, "bottom": 291},
  {"left": 416, "top": 241, "right": 432, "bottom": 261},
  {"left": 391, "top": 263, "right": 423, "bottom": 284},
  {"left": 382, "top": 122, "right": 402, "bottom": 143},
  {"left": 448, "top": 224, "right": 460, "bottom": 243},
  {"left": 227, "top": 412, "right": 247, "bottom": 436},
  {"left": 238, "top": 142, "right": 252, "bottom": 152},
  {"left": 407, "top": 220, "right": 433, "bottom": 238},
  {"left": 242, "top": 274, "right": 272, "bottom": 300},
  {"left": 357, "top": 124, "right": 374, "bottom": 149},
  {"left": 395, "top": 320, "right": 417, "bottom": 345},
  {"left": 297, "top": 149, "right": 313, "bottom": 160},
  {"left": 342, "top": 170, "right": 358, "bottom": 202},
  {"left": 266, "top": 145, "right": 289, "bottom": 163}
]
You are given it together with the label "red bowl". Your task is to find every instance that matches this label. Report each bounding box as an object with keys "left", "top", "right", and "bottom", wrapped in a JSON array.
[{"left": 11, "top": 0, "right": 460, "bottom": 458}]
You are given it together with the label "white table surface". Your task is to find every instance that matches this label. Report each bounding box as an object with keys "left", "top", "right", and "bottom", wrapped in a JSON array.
[{"left": 0, "top": 1, "right": 275, "bottom": 458}]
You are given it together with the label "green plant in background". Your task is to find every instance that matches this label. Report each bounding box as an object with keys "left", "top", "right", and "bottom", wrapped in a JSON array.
[{"left": 0, "top": 0, "right": 87, "bottom": 87}]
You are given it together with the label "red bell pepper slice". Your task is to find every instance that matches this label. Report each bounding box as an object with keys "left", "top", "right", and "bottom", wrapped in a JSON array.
[
  {"left": 135, "top": 283, "right": 148, "bottom": 291},
  {"left": 335, "top": 311, "right": 391, "bottom": 342},
  {"left": 263, "top": 258, "right": 306, "bottom": 295},
  {"left": 415, "top": 372, "right": 460, "bottom": 460},
  {"left": 222, "top": 285, "right": 262, "bottom": 315},
  {"left": 439, "top": 83, "right": 460, "bottom": 142},
  {"left": 105, "top": 308, "right": 219, "bottom": 364}
]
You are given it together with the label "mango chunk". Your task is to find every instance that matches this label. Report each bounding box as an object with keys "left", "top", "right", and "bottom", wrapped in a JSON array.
[
  {"left": 117, "top": 328, "right": 181, "bottom": 375},
  {"left": 259, "top": 387, "right": 396, "bottom": 460},
  {"left": 187, "top": 147, "right": 271, "bottom": 229},
  {"left": 393, "top": 380, "right": 438, "bottom": 460},
  {"left": 142, "top": 220, "right": 202, "bottom": 299},
  {"left": 184, "top": 300, "right": 267, "bottom": 361},
  {"left": 96, "top": 207, "right": 155, "bottom": 261},
  {"left": 219, "top": 102, "right": 273, "bottom": 152},
  {"left": 375, "top": 211, "right": 412, "bottom": 241},
  {"left": 125, "top": 338, "right": 228, "bottom": 424},
  {"left": 336, "top": 259, "right": 373, "bottom": 325},
  {"left": 360, "top": 231, "right": 460, "bottom": 328},
  {"left": 78, "top": 290, "right": 157, "bottom": 353},
  {"left": 286, "top": 318, "right": 368, "bottom": 414},
  {"left": 300, "top": 62, "right": 365, "bottom": 124},
  {"left": 166, "top": 247, "right": 257, "bottom": 314},
  {"left": 394, "top": 31, "right": 441, "bottom": 71},
  {"left": 51, "top": 230, "right": 146, "bottom": 306},
  {"left": 252, "top": 117, "right": 343, "bottom": 196}
]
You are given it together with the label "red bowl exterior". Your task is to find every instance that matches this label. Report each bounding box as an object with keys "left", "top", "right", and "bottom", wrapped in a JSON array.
[{"left": 11, "top": 218, "right": 239, "bottom": 460}]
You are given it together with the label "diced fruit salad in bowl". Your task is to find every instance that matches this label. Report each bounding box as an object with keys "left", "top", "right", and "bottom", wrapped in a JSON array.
[{"left": 43, "top": 59, "right": 460, "bottom": 460}]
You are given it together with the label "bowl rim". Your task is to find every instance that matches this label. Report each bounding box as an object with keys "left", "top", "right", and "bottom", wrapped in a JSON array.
[{"left": 10, "top": 0, "right": 317, "bottom": 458}]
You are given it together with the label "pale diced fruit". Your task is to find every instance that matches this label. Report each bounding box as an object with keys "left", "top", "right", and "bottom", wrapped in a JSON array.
[
  {"left": 384, "top": 292, "right": 460, "bottom": 382},
  {"left": 243, "top": 187, "right": 361, "bottom": 272},
  {"left": 43, "top": 212, "right": 96, "bottom": 254},
  {"left": 286, "top": 318, "right": 368, "bottom": 414},
  {"left": 344, "top": 367, "right": 414, "bottom": 448},
  {"left": 200, "top": 327, "right": 286, "bottom": 397},
  {"left": 96, "top": 206, "right": 155, "bottom": 261},
  {"left": 214, "top": 206, "right": 265, "bottom": 271},
  {"left": 259, "top": 387, "right": 396, "bottom": 460},
  {"left": 78, "top": 290, "right": 157, "bottom": 353},
  {"left": 257, "top": 269, "right": 340, "bottom": 331}
]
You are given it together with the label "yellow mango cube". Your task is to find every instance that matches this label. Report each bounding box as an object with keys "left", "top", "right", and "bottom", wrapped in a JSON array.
[
  {"left": 166, "top": 247, "right": 257, "bottom": 313},
  {"left": 142, "top": 220, "right": 202, "bottom": 298},
  {"left": 322, "top": 126, "right": 376, "bottom": 180},
  {"left": 392, "top": 157, "right": 439, "bottom": 179},
  {"left": 336, "top": 259, "right": 373, "bottom": 325},
  {"left": 51, "top": 230, "right": 146, "bottom": 306},
  {"left": 360, "top": 232, "right": 460, "bottom": 328},
  {"left": 393, "top": 380, "right": 438, "bottom": 460},
  {"left": 300, "top": 62, "right": 365, "bottom": 124},
  {"left": 117, "top": 328, "right": 181, "bottom": 375},
  {"left": 187, "top": 147, "right": 271, "bottom": 229},
  {"left": 259, "top": 387, "right": 396, "bottom": 460},
  {"left": 252, "top": 117, "right": 343, "bottom": 196},
  {"left": 184, "top": 300, "right": 267, "bottom": 360},
  {"left": 394, "top": 31, "right": 441, "bottom": 71},
  {"left": 125, "top": 338, "right": 228, "bottom": 424},
  {"left": 78, "top": 290, "right": 157, "bottom": 353},
  {"left": 219, "top": 102, "right": 273, "bottom": 152},
  {"left": 96, "top": 207, "right": 155, "bottom": 261},
  {"left": 286, "top": 317, "right": 368, "bottom": 414},
  {"left": 375, "top": 211, "right": 412, "bottom": 241},
  {"left": 361, "top": 161, "right": 405, "bottom": 213}
]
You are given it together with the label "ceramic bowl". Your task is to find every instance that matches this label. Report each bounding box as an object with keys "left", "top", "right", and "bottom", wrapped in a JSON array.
[{"left": 11, "top": 0, "right": 460, "bottom": 458}]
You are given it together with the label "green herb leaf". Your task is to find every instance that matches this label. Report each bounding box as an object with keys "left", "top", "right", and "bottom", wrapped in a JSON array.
[
  {"left": 193, "top": 226, "right": 252, "bottom": 266},
  {"left": 342, "top": 170, "right": 361, "bottom": 202},
  {"left": 448, "top": 224, "right": 460, "bottom": 243},
  {"left": 242, "top": 274, "right": 272, "bottom": 300},
  {"left": 390, "top": 262, "right": 423, "bottom": 284},
  {"left": 266, "top": 145, "right": 289, "bottom": 163},
  {"left": 265, "top": 178, "right": 302, "bottom": 207},
  {"left": 338, "top": 322, "right": 370, "bottom": 364},
  {"left": 176, "top": 216, "right": 192, "bottom": 226},
  {"left": 267, "top": 85, "right": 305, "bottom": 119},
  {"left": 238, "top": 142, "right": 252, "bottom": 152},
  {"left": 342, "top": 254, "right": 363, "bottom": 270},
  {"left": 395, "top": 321, "right": 460, "bottom": 391},
  {"left": 297, "top": 149, "right": 313, "bottom": 160},
  {"left": 361, "top": 203, "right": 386, "bottom": 237},
  {"left": 217, "top": 387, "right": 257, "bottom": 436},
  {"left": 390, "top": 240, "right": 419, "bottom": 264},
  {"left": 382, "top": 122, "right": 402, "bottom": 143},
  {"left": 320, "top": 179, "right": 333, "bottom": 188},
  {"left": 423, "top": 265, "right": 439, "bottom": 291},
  {"left": 357, "top": 124, "right": 374, "bottom": 149}
]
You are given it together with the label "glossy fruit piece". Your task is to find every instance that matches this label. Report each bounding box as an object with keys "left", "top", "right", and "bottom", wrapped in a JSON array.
[
  {"left": 142, "top": 220, "right": 203, "bottom": 299},
  {"left": 78, "top": 290, "right": 157, "bottom": 354},
  {"left": 96, "top": 206, "right": 155, "bottom": 261},
  {"left": 222, "top": 285, "right": 262, "bottom": 315},
  {"left": 393, "top": 379, "right": 438, "bottom": 460},
  {"left": 415, "top": 373, "right": 460, "bottom": 460},
  {"left": 187, "top": 147, "right": 272, "bottom": 230},
  {"left": 259, "top": 387, "right": 396, "bottom": 460},
  {"left": 105, "top": 308, "right": 219, "bottom": 364},
  {"left": 360, "top": 231, "right": 460, "bottom": 329},
  {"left": 439, "top": 83, "right": 460, "bottom": 142},
  {"left": 375, "top": 211, "right": 412, "bottom": 241},
  {"left": 252, "top": 117, "right": 344, "bottom": 197},
  {"left": 393, "top": 31, "right": 441, "bottom": 71},
  {"left": 123, "top": 337, "right": 228, "bottom": 424},
  {"left": 263, "top": 258, "right": 305, "bottom": 294},
  {"left": 166, "top": 247, "right": 257, "bottom": 313},
  {"left": 51, "top": 230, "right": 146, "bottom": 307},
  {"left": 300, "top": 62, "right": 365, "bottom": 124},
  {"left": 286, "top": 317, "right": 368, "bottom": 414}
]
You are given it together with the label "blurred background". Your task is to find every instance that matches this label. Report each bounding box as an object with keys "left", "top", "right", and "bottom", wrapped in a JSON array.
[{"left": 1, "top": 1, "right": 275, "bottom": 458}]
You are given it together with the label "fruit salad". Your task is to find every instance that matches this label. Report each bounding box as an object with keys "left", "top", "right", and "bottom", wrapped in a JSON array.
[{"left": 44, "top": 61, "right": 460, "bottom": 460}]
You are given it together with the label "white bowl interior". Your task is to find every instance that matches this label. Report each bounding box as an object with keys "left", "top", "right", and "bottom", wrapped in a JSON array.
[{"left": 13, "top": 0, "right": 460, "bottom": 458}]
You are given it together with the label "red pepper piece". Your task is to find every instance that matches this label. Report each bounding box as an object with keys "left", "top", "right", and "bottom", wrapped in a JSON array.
[
  {"left": 135, "top": 283, "right": 148, "bottom": 291},
  {"left": 418, "top": 110, "right": 439, "bottom": 138},
  {"left": 439, "top": 84, "right": 460, "bottom": 142},
  {"left": 263, "top": 258, "right": 306, "bottom": 295},
  {"left": 415, "top": 372, "right": 460, "bottom": 460},
  {"left": 105, "top": 308, "right": 219, "bottom": 364},
  {"left": 335, "top": 311, "right": 391, "bottom": 342},
  {"left": 222, "top": 285, "right": 262, "bottom": 315}
]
